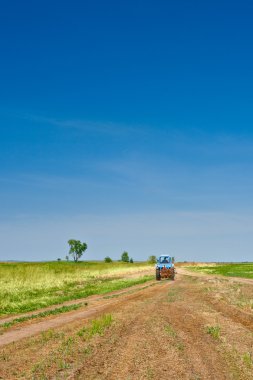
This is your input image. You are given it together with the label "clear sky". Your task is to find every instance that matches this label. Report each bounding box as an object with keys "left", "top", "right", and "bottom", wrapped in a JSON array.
[{"left": 1, "top": 0, "right": 253, "bottom": 262}]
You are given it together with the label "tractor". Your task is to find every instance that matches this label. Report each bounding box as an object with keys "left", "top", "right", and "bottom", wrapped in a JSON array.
[{"left": 156, "top": 255, "right": 175, "bottom": 281}]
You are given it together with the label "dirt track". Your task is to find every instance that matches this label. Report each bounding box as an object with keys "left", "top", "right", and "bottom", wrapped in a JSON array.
[{"left": 0, "top": 270, "right": 253, "bottom": 379}]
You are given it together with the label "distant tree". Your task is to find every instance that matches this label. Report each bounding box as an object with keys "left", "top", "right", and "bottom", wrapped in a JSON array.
[
  {"left": 121, "top": 251, "right": 129, "bottom": 262},
  {"left": 57, "top": 258, "right": 61, "bottom": 262},
  {"left": 104, "top": 256, "right": 113, "bottom": 263},
  {"left": 129, "top": 258, "right": 134, "bottom": 263},
  {"left": 65, "top": 255, "right": 69, "bottom": 261},
  {"left": 148, "top": 255, "right": 157, "bottom": 264},
  {"left": 68, "top": 239, "right": 87, "bottom": 262}
]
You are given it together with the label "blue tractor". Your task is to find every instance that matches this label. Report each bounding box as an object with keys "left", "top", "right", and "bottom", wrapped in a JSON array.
[{"left": 156, "top": 255, "right": 175, "bottom": 281}]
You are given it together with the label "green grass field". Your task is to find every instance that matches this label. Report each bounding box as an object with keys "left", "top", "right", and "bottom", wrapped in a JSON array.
[
  {"left": 0, "top": 261, "right": 153, "bottom": 316},
  {"left": 186, "top": 263, "right": 253, "bottom": 279}
]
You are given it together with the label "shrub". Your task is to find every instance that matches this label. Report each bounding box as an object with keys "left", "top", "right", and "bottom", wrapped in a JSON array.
[{"left": 148, "top": 255, "right": 156, "bottom": 264}]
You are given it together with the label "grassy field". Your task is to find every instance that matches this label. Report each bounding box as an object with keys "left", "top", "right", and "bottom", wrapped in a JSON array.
[
  {"left": 186, "top": 262, "right": 253, "bottom": 279},
  {"left": 0, "top": 261, "right": 153, "bottom": 316}
]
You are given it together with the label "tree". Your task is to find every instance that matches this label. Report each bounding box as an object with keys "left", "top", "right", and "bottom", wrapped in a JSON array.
[
  {"left": 68, "top": 239, "right": 87, "bottom": 262},
  {"left": 104, "top": 256, "right": 113, "bottom": 263},
  {"left": 148, "top": 255, "right": 157, "bottom": 264},
  {"left": 129, "top": 258, "right": 134, "bottom": 263},
  {"left": 121, "top": 251, "right": 129, "bottom": 262},
  {"left": 65, "top": 255, "right": 69, "bottom": 261}
]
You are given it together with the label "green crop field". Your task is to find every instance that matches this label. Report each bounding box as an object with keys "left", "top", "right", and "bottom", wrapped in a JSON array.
[
  {"left": 0, "top": 261, "right": 153, "bottom": 316},
  {"left": 186, "top": 263, "right": 253, "bottom": 279}
]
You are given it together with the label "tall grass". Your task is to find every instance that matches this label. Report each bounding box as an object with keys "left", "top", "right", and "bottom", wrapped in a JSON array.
[{"left": 0, "top": 261, "right": 153, "bottom": 316}]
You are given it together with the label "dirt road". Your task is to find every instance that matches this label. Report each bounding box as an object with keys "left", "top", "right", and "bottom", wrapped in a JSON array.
[{"left": 0, "top": 270, "right": 252, "bottom": 379}]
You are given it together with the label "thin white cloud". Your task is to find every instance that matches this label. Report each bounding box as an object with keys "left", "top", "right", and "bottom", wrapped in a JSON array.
[
  {"left": 24, "top": 114, "right": 146, "bottom": 137},
  {"left": 10, "top": 112, "right": 253, "bottom": 160},
  {"left": 0, "top": 173, "right": 116, "bottom": 190}
]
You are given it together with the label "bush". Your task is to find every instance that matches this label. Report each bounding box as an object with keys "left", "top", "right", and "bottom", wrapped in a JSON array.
[
  {"left": 104, "top": 256, "right": 113, "bottom": 263},
  {"left": 148, "top": 255, "right": 156, "bottom": 264}
]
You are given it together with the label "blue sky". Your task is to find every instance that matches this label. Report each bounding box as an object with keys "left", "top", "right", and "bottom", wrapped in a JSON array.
[{"left": 1, "top": 0, "right": 253, "bottom": 261}]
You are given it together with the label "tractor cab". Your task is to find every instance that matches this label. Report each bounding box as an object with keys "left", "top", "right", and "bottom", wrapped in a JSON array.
[
  {"left": 156, "top": 255, "right": 175, "bottom": 281},
  {"left": 157, "top": 255, "right": 173, "bottom": 269}
]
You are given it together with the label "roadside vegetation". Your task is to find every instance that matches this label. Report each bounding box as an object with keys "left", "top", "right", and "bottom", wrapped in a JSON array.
[
  {"left": 0, "top": 303, "right": 87, "bottom": 332},
  {"left": 185, "top": 262, "right": 253, "bottom": 279},
  {"left": 0, "top": 261, "right": 153, "bottom": 316}
]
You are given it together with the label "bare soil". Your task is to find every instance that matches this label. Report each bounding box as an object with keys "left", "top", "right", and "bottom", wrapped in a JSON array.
[{"left": 0, "top": 270, "right": 252, "bottom": 380}]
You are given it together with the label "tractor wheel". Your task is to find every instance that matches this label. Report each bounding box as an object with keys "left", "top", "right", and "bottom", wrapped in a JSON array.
[{"left": 156, "top": 269, "right": 161, "bottom": 281}]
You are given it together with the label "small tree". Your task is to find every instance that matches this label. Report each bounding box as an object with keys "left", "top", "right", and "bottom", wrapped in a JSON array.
[
  {"left": 104, "top": 256, "right": 113, "bottom": 263},
  {"left": 129, "top": 258, "right": 134, "bottom": 263},
  {"left": 68, "top": 239, "right": 87, "bottom": 262},
  {"left": 121, "top": 251, "right": 129, "bottom": 262},
  {"left": 65, "top": 255, "right": 69, "bottom": 261},
  {"left": 148, "top": 255, "right": 157, "bottom": 264}
]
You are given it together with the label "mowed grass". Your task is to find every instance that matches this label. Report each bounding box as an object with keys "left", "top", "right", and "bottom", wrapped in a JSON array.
[
  {"left": 0, "top": 261, "right": 153, "bottom": 316},
  {"left": 186, "top": 263, "right": 253, "bottom": 279}
]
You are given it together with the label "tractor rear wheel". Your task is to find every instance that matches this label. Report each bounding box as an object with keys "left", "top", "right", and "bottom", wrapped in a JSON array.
[{"left": 156, "top": 269, "right": 161, "bottom": 281}]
